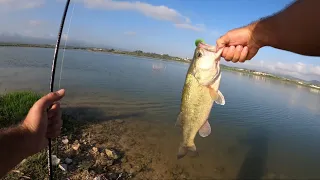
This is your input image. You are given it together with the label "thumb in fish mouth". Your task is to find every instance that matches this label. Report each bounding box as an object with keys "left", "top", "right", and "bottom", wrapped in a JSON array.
[{"left": 197, "top": 43, "right": 224, "bottom": 61}]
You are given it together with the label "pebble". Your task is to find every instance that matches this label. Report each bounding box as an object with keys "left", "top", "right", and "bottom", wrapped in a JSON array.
[
  {"left": 105, "top": 149, "right": 113, "bottom": 157},
  {"left": 82, "top": 132, "right": 88, "bottom": 137},
  {"left": 93, "top": 174, "right": 105, "bottom": 180},
  {"left": 51, "top": 155, "right": 60, "bottom": 166},
  {"left": 72, "top": 141, "right": 80, "bottom": 151},
  {"left": 65, "top": 158, "right": 72, "bottom": 165},
  {"left": 62, "top": 138, "right": 69, "bottom": 145},
  {"left": 100, "top": 159, "right": 114, "bottom": 166},
  {"left": 92, "top": 147, "right": 99, "bottom": 154},
  {"left": 105, "top": 149, "right": 119, "bottom": 159},
  {"left": 129, "top": 168, "right": 135, "bottom": 174},
  {"left": 59, "top": 164, "right": 67, "bottom": 171}
]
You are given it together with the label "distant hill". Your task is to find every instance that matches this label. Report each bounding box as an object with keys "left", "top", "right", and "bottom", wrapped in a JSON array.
[
  {"left": 309, "top": 80, "right": 320, "bottom": 85},
  {"left": 0, "top": 32, "right": 121, "bottom": 50},
  {"left": 0, "top": 32, "right": 84, "bottom": 46}
]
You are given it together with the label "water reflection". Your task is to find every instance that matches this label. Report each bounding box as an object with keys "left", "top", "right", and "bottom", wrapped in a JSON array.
[
  {"left": 310, "top": 88, "right": 320, "bottom": 94},
  {"left": 152, "top": 62, "right": 166, "bottom": 72}
]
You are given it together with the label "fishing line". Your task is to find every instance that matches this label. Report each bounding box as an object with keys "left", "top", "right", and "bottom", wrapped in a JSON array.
[
  {"left": 48, "top": 0, "right": 71, "bottom": 179},
  {"left": 58, "top": 1, "right": 75, "bottom": 89}
]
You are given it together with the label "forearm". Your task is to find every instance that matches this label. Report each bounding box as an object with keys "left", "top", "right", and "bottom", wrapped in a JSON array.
[
  {"left": 253, "top": 0, "right": 320, "bottom": 56},
  {"left": 0, "top": 125, "right": 33, "bottom": 178}
]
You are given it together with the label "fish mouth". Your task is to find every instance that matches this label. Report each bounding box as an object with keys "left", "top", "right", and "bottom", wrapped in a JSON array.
[
  {"left": 193, "top": 42, "right": 221, "bottom": 86},
  {"left": 198, "top": 42, "right": 219, "bottom": 54}
]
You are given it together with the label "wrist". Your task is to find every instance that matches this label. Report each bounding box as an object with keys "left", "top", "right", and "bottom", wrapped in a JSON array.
[
  {"left": 249, "top": 16, "right": 277, "bottom": 48},
  {"left": 18, "top": 124, "right": 39, "bottom": 157}
]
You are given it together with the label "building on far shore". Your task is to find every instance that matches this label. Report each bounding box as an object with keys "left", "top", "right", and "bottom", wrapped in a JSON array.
[
  {"left": 310, "top": 85, "right": 320, "bottom": 89},
  {"left": 252, "top": 71, "right": 271, "bottom": 76}
]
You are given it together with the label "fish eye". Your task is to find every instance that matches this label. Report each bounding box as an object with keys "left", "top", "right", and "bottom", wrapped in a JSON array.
[{"left": 197, "top": 52, "right": 202, "bottom": 58}]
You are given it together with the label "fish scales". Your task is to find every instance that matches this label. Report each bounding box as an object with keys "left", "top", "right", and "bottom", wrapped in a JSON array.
[
  {"left": 176, "top": 40, "right": 225, "bottom": 159},
  {"left": 181, "top": 73, "right": 213, "bottom": 144}
]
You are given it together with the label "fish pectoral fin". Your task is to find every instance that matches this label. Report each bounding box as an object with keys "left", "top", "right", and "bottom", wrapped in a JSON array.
[
  {"left": 198, "top": 120, "right": 211, "bottom": 137},
  {"left": 208, "top": 86, "right": 219, "bottom": 100},
  {"left": 215, "top": 90, "right": 225, "bottom": 105},
  {"left": 175, "top": 112, "right": 183, "bottom": 127},
  {"left": 208, "top": 87, "right": 225, "bottom": 105}
]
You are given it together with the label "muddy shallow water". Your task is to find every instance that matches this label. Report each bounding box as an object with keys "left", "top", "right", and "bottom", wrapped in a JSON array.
[{"left": 1, "top": 47, "right": 320, "bottom": 179}]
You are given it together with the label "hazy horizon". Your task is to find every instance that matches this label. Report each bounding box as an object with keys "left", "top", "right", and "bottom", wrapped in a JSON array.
[{"left": 0, "top": 0, "right": 319, "bottom": 81}]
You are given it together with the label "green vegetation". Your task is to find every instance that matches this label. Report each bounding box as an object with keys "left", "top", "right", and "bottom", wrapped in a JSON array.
[
  {"left": 221, "top": 64, "right": 320, "bottom": 89},
  {"left": 0, "top": 42, "right": 319, "bottom": 90},
  {"left": 0, "top": 91, "right": 41, "bottom": 128},
  {"left": 0, "top": 91, "right": 133, "bottom": 180},
  {"left": 0, "top": 43, "right": 191, "bottom": 63},
  {"left": 0, "top": 42, "right": 89, "bottom": 51},
  {"left": 93, "top": 49, "right": 190, "bottom": 62}
]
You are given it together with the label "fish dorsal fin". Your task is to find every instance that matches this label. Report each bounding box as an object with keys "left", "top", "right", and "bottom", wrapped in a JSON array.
[
  {"left": 215, "top": 90, "right": 225, "bottom": 105},
  {"left": 199, "top": 120, "right": 211, "bottom": 137}
]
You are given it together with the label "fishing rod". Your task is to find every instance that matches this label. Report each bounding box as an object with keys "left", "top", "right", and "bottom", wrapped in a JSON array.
[{"left": 48, "top": 0, "right": 71, "bottom": 179}]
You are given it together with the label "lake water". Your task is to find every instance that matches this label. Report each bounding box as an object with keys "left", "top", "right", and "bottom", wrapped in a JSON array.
[{"left": 0, "top": 47, "right": 320, "bottom": 179}]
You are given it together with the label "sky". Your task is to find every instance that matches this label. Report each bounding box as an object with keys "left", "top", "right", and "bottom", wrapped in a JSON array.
[{"left": 0, "top": 0, "right": 319, "bottom": 81}]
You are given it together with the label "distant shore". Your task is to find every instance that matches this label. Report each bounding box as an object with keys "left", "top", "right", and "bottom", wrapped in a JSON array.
[{"left": 1, "top": 43, "right": 319, "bottom": 90}]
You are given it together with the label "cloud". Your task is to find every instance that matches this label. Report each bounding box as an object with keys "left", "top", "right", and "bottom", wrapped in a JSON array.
[
  {"left": 174, "top": 23, "right": 205, "bottom": 32},
  {"left": 75, "top": 0, "right": 204, "bottom": 32},
  {"left": 310, "top": 66, "right": 320, "bottom": 76},
  {"left": 28, "top": 20, "right": 43, "bottom": 26},
  {"left": 0, "top": 0, "right": 45, "bottom": 11},
  {"left": 229, "top": 60, "right": 320, "bottom": 81},
  {"left": 124, "top": 31, "right": 136, "bottom": 36}
]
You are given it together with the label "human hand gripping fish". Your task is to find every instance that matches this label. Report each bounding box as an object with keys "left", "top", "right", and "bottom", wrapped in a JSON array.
[{"left": 176, "top": 39, "right": 225, "bottom": 159}]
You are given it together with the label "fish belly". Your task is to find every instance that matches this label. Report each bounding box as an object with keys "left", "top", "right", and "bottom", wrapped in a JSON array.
[{"left": 180, "top": 73, "right": 214, "bottom": 146}]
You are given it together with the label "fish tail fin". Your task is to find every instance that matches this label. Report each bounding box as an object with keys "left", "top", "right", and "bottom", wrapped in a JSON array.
[{"left": 177, "top": 144, "right": 198, "bottom": 159}]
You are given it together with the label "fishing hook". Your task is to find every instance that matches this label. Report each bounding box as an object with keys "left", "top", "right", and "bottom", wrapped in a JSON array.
[{"left": 48, "top": 0, "right": 71, "bottom": 179}]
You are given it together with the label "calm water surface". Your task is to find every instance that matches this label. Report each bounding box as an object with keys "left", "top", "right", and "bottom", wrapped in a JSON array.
[{"left": 0, "top": 47, "right": 320, "bottom": 179}]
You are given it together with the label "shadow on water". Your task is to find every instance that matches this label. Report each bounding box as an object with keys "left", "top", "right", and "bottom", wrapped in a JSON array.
[
  {"left": 60, "top": 106, "right": 146, "bottom": 134},
  {"left": 62, "top": 106, "right": 145, "bottom": 121},
  {"left": 237, "top": 127, "right": 269, "bottom": 180}
]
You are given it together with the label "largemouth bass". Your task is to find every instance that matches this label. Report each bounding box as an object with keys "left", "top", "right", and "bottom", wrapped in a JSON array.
[{"left": 176, "top": 40, "right": 225, "bottom": 159}]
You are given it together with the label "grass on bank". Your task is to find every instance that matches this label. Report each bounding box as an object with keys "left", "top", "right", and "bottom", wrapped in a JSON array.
[{"left": 0, "top": 91, "right": 78, "bottom": 179}]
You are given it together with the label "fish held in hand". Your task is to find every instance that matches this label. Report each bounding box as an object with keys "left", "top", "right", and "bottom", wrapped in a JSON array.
[{"left": 176, "top": 39, "right": 225, "bottom": 159}]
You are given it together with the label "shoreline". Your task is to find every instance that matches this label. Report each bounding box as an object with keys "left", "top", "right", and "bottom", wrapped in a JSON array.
[
  {"left": 1, "top": 91, "right": 294, "bottom": 180},
  {"left": 1, "top": 43, "right": 319, "bottom": 91}
]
